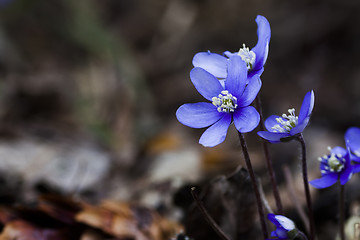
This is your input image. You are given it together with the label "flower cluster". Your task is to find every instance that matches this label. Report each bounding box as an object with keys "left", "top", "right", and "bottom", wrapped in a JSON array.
[
  {"left": 192, "top": 15, "right": 271, "bottom": 79},
  {"left": 310, "top": 147, "right": 353, "bottom": 188},
  {"left": 176, "top": 15, "right": 270, "bottom": 147},
  {"left": 176, "top": 56, "right": 261, "bottom": 147},
  {"left": 175, "top": 14, "right": 360, "bottom": 240},
  {"left": 258, "top": 90, "right": 314, "bottom": 143},
  {"left": 310, "top": 128, "right": 360, "bottom": 189}
]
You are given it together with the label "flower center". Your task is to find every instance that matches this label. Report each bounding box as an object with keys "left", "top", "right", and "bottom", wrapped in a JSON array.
[
  {"left": 212, "top": 90, "right": 238, "bottom": 113},
  {"left": 318, "top": 151, "right": 345, "bottom": 173},
  {"left": 271, "top": 108, "right": 298, "bottom": 133},
  {"left": 237, "top": 43, "right": 256, "bottom": 70}
]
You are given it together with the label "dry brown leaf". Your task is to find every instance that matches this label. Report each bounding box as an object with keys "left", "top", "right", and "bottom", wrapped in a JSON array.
[
  {"left": 0, "top": 220, "right": 68, "bottom": 240},
  {"left": 0, "top": 207, "right": 17, "bottom": 225},
  {"left": 145, "top": 132, "right": 180, "bottom": 156},
  {"left": 38, "top": 194, "right": 82, "bottom": 225},
  {"left": 76, "top": 201, "right": 182, "bottom": 240}
]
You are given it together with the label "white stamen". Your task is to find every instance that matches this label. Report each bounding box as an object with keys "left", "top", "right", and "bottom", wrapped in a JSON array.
[
  {"left": 212, "top": 90, "right": 238, "bottom": 113},
  {"left": 271, "top": 108, "right": 299, "bottom": 133},
  {"left": 327, "top": 153, "right": 344, "bottom": 172},
  {"left": 238, "top": 44, "right": 256, "bottom": 70}
]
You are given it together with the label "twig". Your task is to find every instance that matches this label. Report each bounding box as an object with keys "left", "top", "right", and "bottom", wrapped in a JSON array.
[{"left": 190, "top": 187, "right": 231, "bottom": 240}]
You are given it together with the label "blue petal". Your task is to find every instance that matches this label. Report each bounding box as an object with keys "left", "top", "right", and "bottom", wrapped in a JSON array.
[
  {"left": 257, "top": 131, "right": 290, "bottom": 143},
  {"left": 352, "top": 163, "right": 360, "bottom": 173},
  {"left": 345, "top": 127, "right": 360, "bottom": 154},
  {"left": 298, "top": 90, "right": 315, "bottom": 124},
  {"left": 176, "top": 103, "right": 224, "bottom": 128},
  {"left": 233, "top": 106, "right": 259, "bottom": 133},
  {"left": 219, "top": 79, "right": 225, "bottom": 88},
  {"left": 237, "top": 75, "right": 262, "bottom": 107},
  {"left": 199, "top": 114, "right": 232, "bottom": 147},
  {"left": 270, "top": 231, "right": 277, "bottom": 237},
  {"left": 275, "top": 229, "right": 289, "bottom": 239},
  {"left": 340, "top": 149, "right": 353, "bottom": 185},
  {"left": 268, "top": 213, "right": 281, "bottom": 228},
  {"left": 190, "top": 67, "right": 224, "bottom": 101},
  {"left": 350, "top": 153, "right": 360, "bottom": 162},
  {"left": 248, "top": 67, "right": 264, "bottom": 79},
  {"left": 224, "top": 52, "right": 264, "bottom": 83},
  {"left": 264, "top": 115, "right": 283, "bottom": 132},
  {"left": 225, "top": 55, "right": 247, "bottom": 100},
  {"left": 223, "top": 51, "right": 237, "bottom": 58},
  {"left": 274, "top": 215, "right": 296, "bottom": 231},
  {"left": 289, "top": 117, "right": 310, "bottom": 136},
  {"left": 340, "top": 165, "right": 353, "bottom": 185},
  {"left": 331, "top": 146, "right": 347, "bottom": 157},
  {"left": 251, "top": 15, "right": 271, "bottom": 71},
  {"left": 309, "top": 173, "right": 338, "bottom": 189},
  {"left": 192, "top": 52, "right": 228, "bottom": 79}
]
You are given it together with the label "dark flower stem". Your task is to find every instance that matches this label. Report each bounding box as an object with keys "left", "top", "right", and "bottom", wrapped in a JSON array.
[
  {"left": 190, "top": 187, "right": 231, "bottom": 240},
  {"left": 339, "top": 183, "right": 345, "bottom": 240},
  {"left": 297, "top": 134, "right": 316, "bottom": 240},
  {"left": 255, "top": 96, "right": 283, "bottom": 214},
  {"left": 238, "top": 132, "right": 268, "bottom": 239}
]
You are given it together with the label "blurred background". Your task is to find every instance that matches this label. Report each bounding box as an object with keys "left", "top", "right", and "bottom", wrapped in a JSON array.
[{"left": 0, "top": 0, "right": 360, "bottom": 239}]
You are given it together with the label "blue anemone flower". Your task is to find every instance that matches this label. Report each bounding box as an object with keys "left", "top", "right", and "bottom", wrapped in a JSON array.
[
  {"left": 345, "top": 127, "right": 360, "bottom": 162},
  {"left": 176, "top": 55, "right": 261, "bottom": 147},
  {"left": 309, "top": 147, "right": 354, "bottom": 188},
  {"left": 192, "top": 15, "right": 271, "bottom": 79},
  {"left": 257, "top": 90, "right": 314, "bottom": 143},
  {"left": 267, "top": 213, "right": 298, "bottom": 240}
]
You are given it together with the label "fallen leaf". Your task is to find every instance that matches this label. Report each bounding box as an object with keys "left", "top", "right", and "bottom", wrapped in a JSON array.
[
  {"left": 0, "top": 220, "right": 68, "bottom": 240},
  {"left": 76, "top": 201, "right": 182, "bottom": 240}
]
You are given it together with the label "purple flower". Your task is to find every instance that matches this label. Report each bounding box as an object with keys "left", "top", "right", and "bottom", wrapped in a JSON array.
[
  {"left": 345, "top": 127, "right": 360, "bottom": 162},
  {"left": 192, "top": 15, "right": 271, "bottom": 79},
  {"left": 257, "top": 90, "right": 314, "bottom": 143},
  {"left": 309, "top": 147, "right": 354, "bottom": 188},
  {"left": 176, "top": 55, "right": 261, "bottom": 147},
  {"left": 267, "top": 213, "right": 298, "bottom": 240}
]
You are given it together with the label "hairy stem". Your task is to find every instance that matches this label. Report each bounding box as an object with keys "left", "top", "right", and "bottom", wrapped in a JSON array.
[
  {"left": 255, "top": 96, "right": 283, "bottom": 214},
  {"left": 297, "top": 134, "right": 316, "bottom": 240},
  {"left": 339, "top": 183, "right": 345, "bottom": 240},
  {"left": 238, "top": 132, "right": 268, "bottom": 239},
  {"left": 190, "top": 187, "right": 231, "bottom": 240}
]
